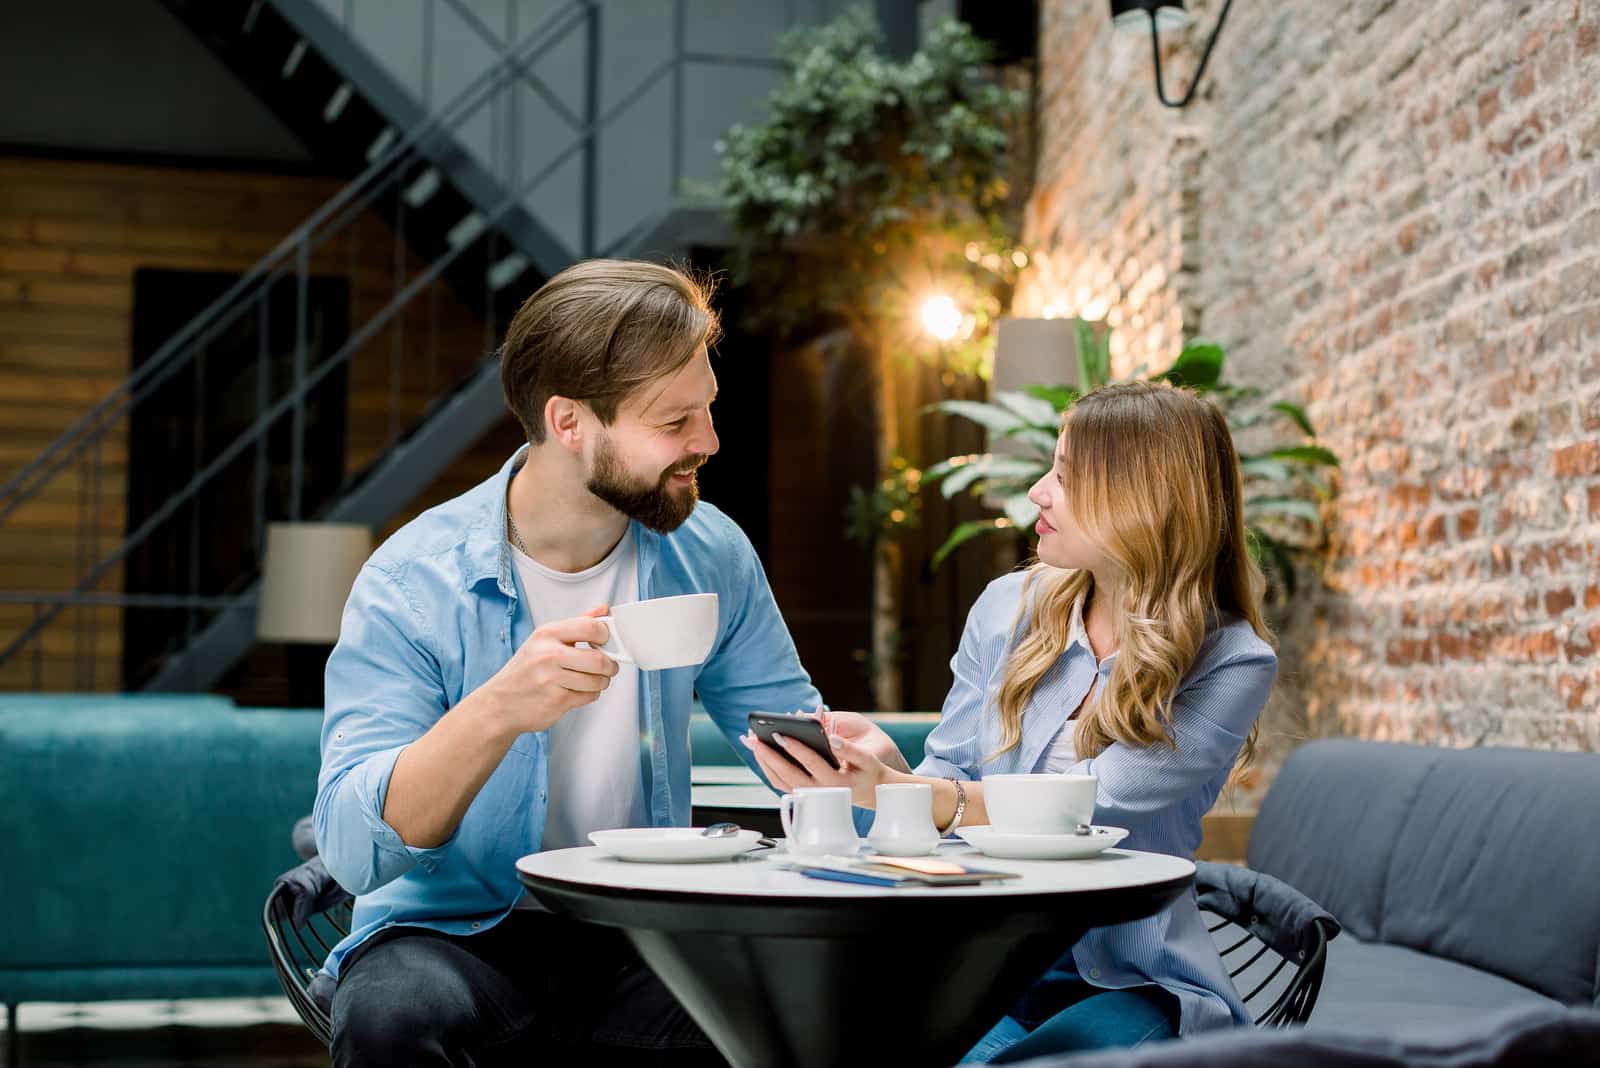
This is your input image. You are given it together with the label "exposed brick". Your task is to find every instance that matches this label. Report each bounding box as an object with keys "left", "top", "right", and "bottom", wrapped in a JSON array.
[
  {"left": 1028, "top": 0, "right": 1599, "bottom": 778},
  {"left": 1554, "top": 441, "right": 1600, "bottom": 477},
  {"left": 1546, "top": 587, "right": 1576, "bottom": 616}
]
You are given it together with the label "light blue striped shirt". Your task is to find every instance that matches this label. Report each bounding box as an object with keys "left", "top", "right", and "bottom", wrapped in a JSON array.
[{"left": 915, "top": 570, "right": 1278, "bottom": 1035}]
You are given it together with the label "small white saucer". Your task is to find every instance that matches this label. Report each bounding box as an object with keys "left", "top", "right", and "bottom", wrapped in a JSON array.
[
  {"left": 955, "top": 825, "right": 1129, "bottom": 860},
  {"left": 588, "top": 828, "right": 764, "bottom": 863}
]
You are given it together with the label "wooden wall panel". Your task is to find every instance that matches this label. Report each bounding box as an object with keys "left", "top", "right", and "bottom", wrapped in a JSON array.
[{"left": 0, "top": 155, "right": 524, "bottom": 694}]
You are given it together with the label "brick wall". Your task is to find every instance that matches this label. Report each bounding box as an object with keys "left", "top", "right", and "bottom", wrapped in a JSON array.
[{"left": 1023, "top": 0, "right": 1600, "bottom": 770}]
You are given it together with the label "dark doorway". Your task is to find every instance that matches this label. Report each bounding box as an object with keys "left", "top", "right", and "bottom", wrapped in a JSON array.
[
  {"left": 123, "top": 268, "right": 350, "bottom": 688},
  {"left": 686, "top": 248, "right": 770, "bottom": 560}
]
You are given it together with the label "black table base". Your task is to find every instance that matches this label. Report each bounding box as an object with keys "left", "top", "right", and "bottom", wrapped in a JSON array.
[{"left": 523, "top": 874, "right": 1191, "bottom": 1068}]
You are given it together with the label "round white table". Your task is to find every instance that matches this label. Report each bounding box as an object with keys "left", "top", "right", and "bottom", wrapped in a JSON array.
[{"left": 517, "top": 844, "right": 1194, "bottom": 1068}]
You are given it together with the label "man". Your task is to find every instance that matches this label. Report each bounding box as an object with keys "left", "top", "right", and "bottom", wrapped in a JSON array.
[{"left": 314, "top": 260, "right": 823, "bottom": 1065}]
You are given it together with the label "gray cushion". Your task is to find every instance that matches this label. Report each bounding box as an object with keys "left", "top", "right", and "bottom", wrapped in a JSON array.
[
  {"left": 1010, "top": 1005, "right": 1600, "bottom": 1068},
  {"left": 1195, "top": 861, "right": 1340, "bottom": 961},
  {"left": 1380, "top": 746, "right": 1600, "bottom": 1007},
  {"left": 1249, "top": 740, "right": 1600, "bottom": 1005},
  {"left": 1247, "top": 740, "right": 1435, "bottom": 943},
  {"left": 1310, "top": 935, "right": 1558, "bottom": 1033}
]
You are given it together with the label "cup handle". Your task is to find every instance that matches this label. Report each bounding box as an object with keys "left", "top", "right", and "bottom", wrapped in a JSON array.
[
  {"left": 779, "top": 793, "right": 796, "bottom": 842},
  {"left": 595, "top": 616, "right": 633, "bottom": 664}
]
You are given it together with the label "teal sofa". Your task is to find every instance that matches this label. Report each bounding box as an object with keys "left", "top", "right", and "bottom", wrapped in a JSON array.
[
  {"left": 1, "top": 695, "right": 937, "bottom": 1030},
  {"left": 0, "top": 694, "right": 323, "bottom": 1025}
]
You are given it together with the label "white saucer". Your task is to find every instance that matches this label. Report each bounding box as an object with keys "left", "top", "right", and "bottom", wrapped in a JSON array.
[
  {"left": 588, "top": 828, "right": 765, "bottom": 863},
  {"left": 955, "top": 825, "right": 1129, "bottom": 860}
]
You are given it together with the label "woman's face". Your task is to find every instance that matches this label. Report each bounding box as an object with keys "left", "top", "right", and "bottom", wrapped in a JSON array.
[{"left": 1027, "top": 434, "right": 1107, "bottom": 572}]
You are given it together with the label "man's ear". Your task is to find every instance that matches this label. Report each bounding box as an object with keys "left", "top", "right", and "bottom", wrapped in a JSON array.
[{"left": 545, "top": 396, "right": 585, "bottom": 453}]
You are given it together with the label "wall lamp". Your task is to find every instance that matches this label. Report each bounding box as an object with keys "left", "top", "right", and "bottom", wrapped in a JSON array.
[{"left": 1110, "top": 0, "right": 1236, "bottom": 109}]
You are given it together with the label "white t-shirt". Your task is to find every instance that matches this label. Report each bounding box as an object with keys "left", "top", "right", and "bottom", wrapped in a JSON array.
[
  {"left": 509, "top": 529, "right": 647, "bottom": 870},
  {"left": 1041, "top": 594, "right": 1103, "bottom": 773}
]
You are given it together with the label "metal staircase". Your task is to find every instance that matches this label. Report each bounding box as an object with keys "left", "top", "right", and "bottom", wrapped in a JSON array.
[{"left": 0, "top": 0, "right": 805, "bottom": 693}]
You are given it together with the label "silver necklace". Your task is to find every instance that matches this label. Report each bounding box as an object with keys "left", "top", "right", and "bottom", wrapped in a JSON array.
[{"left": 506, "top": 492, "right": 531, "bottom": 556}]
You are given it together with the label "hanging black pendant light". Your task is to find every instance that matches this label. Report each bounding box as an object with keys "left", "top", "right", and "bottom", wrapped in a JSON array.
[{"left": 1109, "top": 0, "right": 1237, "bottom": 109}]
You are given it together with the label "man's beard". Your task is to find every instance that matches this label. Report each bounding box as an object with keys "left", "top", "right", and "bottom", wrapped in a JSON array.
[{"left": 586, "top": 434, "right": 703, "bottom": 533}]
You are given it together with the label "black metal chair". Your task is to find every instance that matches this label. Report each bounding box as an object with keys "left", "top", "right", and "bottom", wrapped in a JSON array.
[
  {"left": 1194, "top": 860, "right": 1340, "bottom": 1027},
  {"left": 263, "top": 824, "right": 352, "bottom": 1048},
  {"left": 263, "top": 845, "right": 1339, "bottom": 1048}
]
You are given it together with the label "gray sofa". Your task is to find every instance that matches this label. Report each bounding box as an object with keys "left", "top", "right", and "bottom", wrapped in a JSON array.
[{"left": 1245, "top": 740, "right": 1600, "bottom": 1032}]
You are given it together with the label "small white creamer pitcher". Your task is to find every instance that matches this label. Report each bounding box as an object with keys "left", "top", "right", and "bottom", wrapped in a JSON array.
[
  {"left": 867, "top": 782, "right": 941, "bottom": 856},
  {"left": 779, "top": 787, "right": 859, "bottom": 857}
]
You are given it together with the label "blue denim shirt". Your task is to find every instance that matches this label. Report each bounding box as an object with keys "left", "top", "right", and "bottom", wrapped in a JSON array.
[
  {"left": 313, "top": 447, "right": 822, "bottom": 978},
  {"left": 915, "top": 571, "right": 1277, "bottom": 1035}
]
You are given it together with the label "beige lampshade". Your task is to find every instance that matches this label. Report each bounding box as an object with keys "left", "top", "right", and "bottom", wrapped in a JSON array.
[
  {"left": 991, "top": 317, "right": 1079, "bottom": 450},
  {"left": 256, "top": 521, "right": 374, "bottom": 644}
]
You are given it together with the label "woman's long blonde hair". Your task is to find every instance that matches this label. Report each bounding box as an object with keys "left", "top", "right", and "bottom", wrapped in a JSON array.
[{"left": 992, "top": 380, "right": 1272, "bottom": 765}]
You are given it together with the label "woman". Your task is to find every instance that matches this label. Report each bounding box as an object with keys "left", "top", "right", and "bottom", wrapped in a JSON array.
[{"left": 743, "top": 380, "right": 1277, "bottom": 1062}]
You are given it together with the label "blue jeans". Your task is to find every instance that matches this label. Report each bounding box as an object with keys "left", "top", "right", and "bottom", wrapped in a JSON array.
[{"left": 961, "top": 972, "right": 1179, "bottom": 1064}]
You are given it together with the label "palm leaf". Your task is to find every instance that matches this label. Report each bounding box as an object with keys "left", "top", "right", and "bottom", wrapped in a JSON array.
[
  {"left": 1002, "top": 492, "right": 1039, "bottom": 529},
  {"left": 1269, "top": 401, "right": 1316, "bottom": 437},
  {"left": 931, "top": 518, "right": 1013, "bottom": 570},
  {"left": 1022, "top": 384, "right": 1080, "bottom": 411},
  {"left": 1247, "top": 497, "right": 1323, "bottom": 524},
  {"left": 1269, "top": 445, "right": 1341, "bottom": 468},
  {"left": 1160, "top": 341, "right": 1225, "bottom": 391},
  {"left": 922, "top": 400, "right": 1024, "bottom": 434},
  {"left": 993, "top": 389, "right": 1060, "bottom": 428}
]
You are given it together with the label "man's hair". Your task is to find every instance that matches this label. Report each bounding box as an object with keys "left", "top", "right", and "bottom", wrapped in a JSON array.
[{"left": 500, "top": 259, "right": 721, "bottom": 444}]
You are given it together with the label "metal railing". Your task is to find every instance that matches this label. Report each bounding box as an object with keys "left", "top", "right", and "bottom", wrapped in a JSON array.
[{"left": 0, "top": 0, "right": 791, "bottom": 691}]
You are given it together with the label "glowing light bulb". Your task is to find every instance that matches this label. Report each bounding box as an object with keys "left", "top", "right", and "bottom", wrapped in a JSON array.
[{"left": 920, "top": 295, "right": 962, "bottom": 342}]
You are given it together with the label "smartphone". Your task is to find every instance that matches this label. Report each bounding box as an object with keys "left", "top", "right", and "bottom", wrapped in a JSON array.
[{"left": 747, "top": 711, "right": 841, "bottom": 771}]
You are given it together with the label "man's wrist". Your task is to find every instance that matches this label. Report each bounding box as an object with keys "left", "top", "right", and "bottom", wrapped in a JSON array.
[{"left": 463, "top": 682, "right": 520, "bottom": 747}]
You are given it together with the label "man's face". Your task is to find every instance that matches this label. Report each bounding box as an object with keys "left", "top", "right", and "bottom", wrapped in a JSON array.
[{"left": 584, "top": 344, "right": 719, "bottom": 533}]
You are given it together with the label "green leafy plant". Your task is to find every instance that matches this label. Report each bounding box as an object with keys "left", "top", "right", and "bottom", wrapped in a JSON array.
[
  {"left": 922, "top": 320, "right": 1339, "bottom": 603},
  {"left": 716, "top": 9, "right": 1027, "bottom": 708},
  {"left": 843, "top": 456, "right": 923, "bottom": 545}
]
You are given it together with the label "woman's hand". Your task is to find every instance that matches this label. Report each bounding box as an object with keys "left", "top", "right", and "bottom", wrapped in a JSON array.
[
  {"left": 818, "top": 709, "right": 913, "bottom": 774},
  {"left": 741, "top": 707, "right": 899, "bottom": 809}
]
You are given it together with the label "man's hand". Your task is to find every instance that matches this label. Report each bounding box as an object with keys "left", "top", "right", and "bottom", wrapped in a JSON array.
[{"left": 484, "top": 605, "right": 619, "bottom": 735}]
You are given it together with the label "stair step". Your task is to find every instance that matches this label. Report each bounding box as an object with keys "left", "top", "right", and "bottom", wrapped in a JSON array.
[
  {"left": 446, "top": 212, "right": 487, "bottom": 251},
  {"left": 365, "top": 127, "right": 396, "bottom": 164},
  {"left": 322, "top": 82, "right": 352, "bottom": 123},
  {"left": 487, "top": 253, "right": 529, "bottom": 292},
  {"left": 281, "top": 39, "right": 307, "bottom": 79},
  {"left": 403, "top": 168, "right": 442, "bottom": 208}
]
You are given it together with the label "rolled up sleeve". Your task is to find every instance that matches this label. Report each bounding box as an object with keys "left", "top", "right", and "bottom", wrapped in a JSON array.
[
  {"left": 313, "top": 564, "right": 454, "bottom": 896},
  {"left": 1072, "top": 648, "right": 1277, "bottom": 829}
]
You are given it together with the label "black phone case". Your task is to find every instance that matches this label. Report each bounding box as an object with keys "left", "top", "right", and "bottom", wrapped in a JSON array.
[{"left": 747, "top": 713, "right": 841, "bottom": 770}]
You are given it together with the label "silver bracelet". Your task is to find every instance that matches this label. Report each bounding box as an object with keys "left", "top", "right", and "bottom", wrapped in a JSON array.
[{"left": 939, "top": 778, "right": 967, "bottom": 836}]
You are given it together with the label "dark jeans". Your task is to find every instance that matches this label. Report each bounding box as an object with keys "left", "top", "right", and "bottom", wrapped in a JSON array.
[{"left": 330, "top": 910, "right": 728, "bottom": 1067}]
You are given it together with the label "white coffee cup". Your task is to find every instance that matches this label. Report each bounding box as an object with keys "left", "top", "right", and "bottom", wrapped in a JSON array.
[
  {"left": 983, "top": 773, "right": 1097, "bottom": 835},
  {"left": 867, "top": 782, "right": 940, "bottom": 856},
  {"left": 779, "top": 787, "right": 860, "bottom": 858},
  {"left": 595, "top": 593, "right": 718, "bottom": 670}
]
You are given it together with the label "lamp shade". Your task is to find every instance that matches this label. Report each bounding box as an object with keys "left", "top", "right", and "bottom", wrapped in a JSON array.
[
  {"left": 256, "top": 521, "right": 373, "bottom": 644},
  {"left": 1110, "top": 0, "right": 1191, "bottom": 34}
]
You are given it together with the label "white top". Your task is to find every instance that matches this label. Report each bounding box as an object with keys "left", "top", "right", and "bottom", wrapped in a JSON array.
[
  {"left": 1041, "top": 594, "right": 1101, "bottom": 773},
  {"left": 516, "top": 844, "right": 1194, "bottom": 900},
  {"left": 511, "top": 529, "right": 647, "bottom": 869}
]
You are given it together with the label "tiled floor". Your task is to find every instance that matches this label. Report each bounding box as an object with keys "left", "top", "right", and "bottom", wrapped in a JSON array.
[{"left": 2, "top": 998, "right": 324, "bottom": 1067}]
